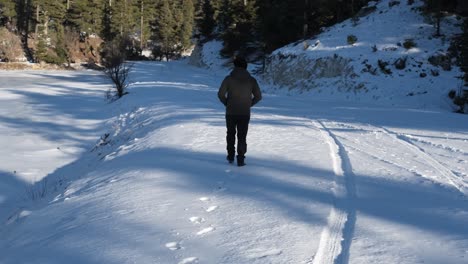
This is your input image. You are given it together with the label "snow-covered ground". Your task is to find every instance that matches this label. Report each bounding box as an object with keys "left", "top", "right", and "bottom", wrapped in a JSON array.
[{"left": 0, "top": 60, "right": 467, "bottom": 264}]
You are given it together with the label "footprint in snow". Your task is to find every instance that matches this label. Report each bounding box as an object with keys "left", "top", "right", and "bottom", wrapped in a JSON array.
[
  {"left": 189, "top": 216, "right": 205, "bottom": 224},
  {"left": 215, "top": 181, "right": 227, "bottom": 192},
  {"left": 196, "top": 226, "right": 215, "bottom": 235},
  {"left": 178, "top": 257, "right": 198, "bottom": 264},
  {"left": 165, "top": 242, "right": 181, "bottom": 251},
  {"left": 206, "top": 206, "right": 218, "bottom": 212}
]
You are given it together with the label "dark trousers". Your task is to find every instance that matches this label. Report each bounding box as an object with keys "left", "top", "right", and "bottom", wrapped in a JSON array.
[{"left": 226, "top": 115, "right": 250, "bottom": 158}]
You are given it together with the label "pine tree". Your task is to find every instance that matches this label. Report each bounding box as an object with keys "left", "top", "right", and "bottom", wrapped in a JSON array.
[
  {"left": 460, "top": 18, "right": 468, "bottom": 85},
  {"left": 0, "top": 0, "right": 16, "bottom": 27},
  {"left": 220, "top": 0, "right": 258, "bottom": 57},
  {"left": 101, "top": 1, "right": 115, "bottom": 41},
  {"left": 257, "top": 0, "right": 303, "bottom": 52},
  {"left": 66, "top": 0, "right": 104, "bottom": 34},
  {"left": 179, "top": 0, "right": 194, "bottom": 49},
  {"left": 135, "top": 0, "right": 157, "bottom": 50},
  {"left": 196, "top": 0, "right": 216, "bottom": 40},
  {"left": 111, "top": 0, "right": 135, "bottom": 37},
  {"left": 151, "top": 0, "right": 177, "bottom": 60}
]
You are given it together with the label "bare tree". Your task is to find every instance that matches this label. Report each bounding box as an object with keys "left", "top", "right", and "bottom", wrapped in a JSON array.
[{"left": 101, "top": 39, "right": 133, "bottom": 99}]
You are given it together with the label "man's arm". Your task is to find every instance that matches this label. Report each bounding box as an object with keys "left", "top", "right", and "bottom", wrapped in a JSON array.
[
  {"left": 218, "top": 77, "right": 229, "bottom": 106},
  {"left": 251, "top": 78, "right": 262, "bottom": 106}
]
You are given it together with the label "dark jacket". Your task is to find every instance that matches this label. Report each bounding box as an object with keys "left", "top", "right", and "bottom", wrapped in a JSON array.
[{"left": 218, "top": 67, "right": 262, "bottom": 115}]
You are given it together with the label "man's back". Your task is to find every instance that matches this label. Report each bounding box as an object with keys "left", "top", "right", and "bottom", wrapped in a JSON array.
[{"left": 218, "top": 67, "right": 262, "bottom": 116}]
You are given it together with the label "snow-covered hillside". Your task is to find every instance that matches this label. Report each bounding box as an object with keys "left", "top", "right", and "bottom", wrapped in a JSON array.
[{"left": 254, "top": 0, "right": 463, "bottom": 110}]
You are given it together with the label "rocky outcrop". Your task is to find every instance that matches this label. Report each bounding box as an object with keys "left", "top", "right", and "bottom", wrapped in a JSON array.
[{"left": 263, "top": 53, "right": 356, "bottom": 88}]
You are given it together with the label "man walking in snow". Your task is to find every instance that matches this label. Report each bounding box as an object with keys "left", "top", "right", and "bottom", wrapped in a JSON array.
[{"left": 218, "top": 56, "right": 262, "bottom": 167}]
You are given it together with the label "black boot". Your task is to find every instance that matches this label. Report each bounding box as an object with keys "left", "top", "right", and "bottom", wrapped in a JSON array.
[
  {"left": 227, "top": 154, "right": 234, "bottom": 164},
  {"left": 237, "top": 155, "right": 245, "bottom": 167}
]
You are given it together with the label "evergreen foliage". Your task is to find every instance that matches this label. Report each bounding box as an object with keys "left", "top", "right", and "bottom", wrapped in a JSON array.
[
  {"left": 196, "top": 0, "right": 216, "bottom": 40},
  {"left": 220, "top": 0, "right": 258, "bottom": 57},
  {"left": 0, "top": 0, "right": 16, "bottom": 26},
  {"left": 1, "top": 0, "right": 466, "bottom": 66}
]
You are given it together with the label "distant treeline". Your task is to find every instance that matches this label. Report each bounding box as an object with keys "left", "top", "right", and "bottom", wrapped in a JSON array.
[{"left": 0, "top": 0, "right": 465, "bottom": 64}]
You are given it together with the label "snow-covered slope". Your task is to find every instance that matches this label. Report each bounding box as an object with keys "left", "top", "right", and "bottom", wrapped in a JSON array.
[
  {"left": 261, "top": 0, "right": 463, "bottom": 110},
  {"left": 1, "top": 61, "right": 468, "bottom": 263}
]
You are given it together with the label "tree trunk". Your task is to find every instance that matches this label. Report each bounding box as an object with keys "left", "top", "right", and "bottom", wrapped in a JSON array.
[
  {"left": 35, "top": 4, "right": 39, "bottom": 36},
  {"left": 44, "top": 12, "right": 49, "bottom": 37},
  {"left": 141, "top": 1, "right": 144, "bottom": 50}
]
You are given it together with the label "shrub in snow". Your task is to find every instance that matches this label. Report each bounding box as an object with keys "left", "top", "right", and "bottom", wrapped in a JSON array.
[
  {"left": 372, "top": 44, "right": 378, "bottom": 52},
  {"left": 403, "top": 39, "right": 417, "bottom": 49},
  {"left": 394, "top": 57, "right": 407, "bottom": 70},
  {"left": 448, "top": 90, "right": 456, "bottom": 99},
  {"left": 378, "top": 60, "right": 392, "bottom": 74},
  {"left": 452, "top": 83, "right": 468, "bottom": 113},
  {"left": 347, "top": 35, "right": 358, "bottom": 45},
  {"left": 101, "top": 38, "right": 133, "bottom": 99},
  {"left": 407, "top": 0, "right": 414, "bottom": 5},
  {"left": 389, "top": 1, "right": 400, "bottom": 8},
  {"left": 428, "top": 53, "right": 452, "bottom": 71},
  {"left": 453, "top": 94, "right": 467, "bottom": 113}
]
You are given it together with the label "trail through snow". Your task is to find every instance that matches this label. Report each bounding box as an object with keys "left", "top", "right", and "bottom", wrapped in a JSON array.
[{"left": 0, "top": 61, "right": 467, "bottom": 264}]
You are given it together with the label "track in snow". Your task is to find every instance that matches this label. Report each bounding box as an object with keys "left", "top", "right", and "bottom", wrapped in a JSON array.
[
  {"left": 311, "top": 120, "right": 357, "bottom": 264},
  {"left": 379, "top": 127, "right": 468, "bottom": 196},
  {"left": 329, "top": 121, "right": 467, "bottom": 197}
]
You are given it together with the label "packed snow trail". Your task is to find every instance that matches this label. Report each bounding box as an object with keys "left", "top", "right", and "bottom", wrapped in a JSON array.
[
  {"left": 312, "top": 121, "right": 356, "bottom": 264},
  {"left": 1, "top": 61, "right": 468, "bottom": 264}
]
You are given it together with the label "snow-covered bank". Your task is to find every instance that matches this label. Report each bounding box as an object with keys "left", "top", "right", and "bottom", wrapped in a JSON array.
[
  {"left": 0, "top": 70, "right": 112, "bottom": 229},
  {"left": 261, "top": 0, "right": 463, "bottom": 111},
  {"left": 1, "top": 61, "right": 468, "bottom": 263}
]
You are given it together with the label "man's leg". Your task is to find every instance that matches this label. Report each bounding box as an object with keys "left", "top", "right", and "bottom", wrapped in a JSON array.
[
  {"left": 236, "top": 115, "right": 250, "bottom": 166},
  {"left": 226, "top": 115, "right": 236, "bottom": 163}
]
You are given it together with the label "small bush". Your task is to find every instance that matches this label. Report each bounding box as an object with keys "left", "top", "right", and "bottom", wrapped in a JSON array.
[
  {"left": 394, "top": 57, "right": 407, "bottom": 70},
  {"left": 389, "top": 1, "right": 400, "bottom": 7},
  {"left": 347, "top": 35, "right": 358, "bottom": 45},
  {"left": 428, "top": 53, "right": 452, "bottom": 71},
  {"left": 378, "top": 60, "right": 392, "bottom": 74},
  {"left": 453, "top": 95, "right": 467, "bottom": 113},
  {"left": 372, "top": 45, "right": 378, "bottom": 52},
  {"left": 448, "top": 90, "right": 456, "bottom": 99},
  {"left": 101, "top": 38, "right": 133, "bottom": 99},
  {"left": 403, "top": 39, "right": 417, "bottom": 49}
]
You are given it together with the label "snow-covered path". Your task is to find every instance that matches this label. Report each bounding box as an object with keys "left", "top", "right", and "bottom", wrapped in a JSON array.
[{"left": 1, "top": 61, "right": 467, "bottom": 264}]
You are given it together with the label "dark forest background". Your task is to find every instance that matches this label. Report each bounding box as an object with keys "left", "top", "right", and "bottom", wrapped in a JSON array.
[{"left": 0, "top": 0, "right": 466, "bottom": 65}]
